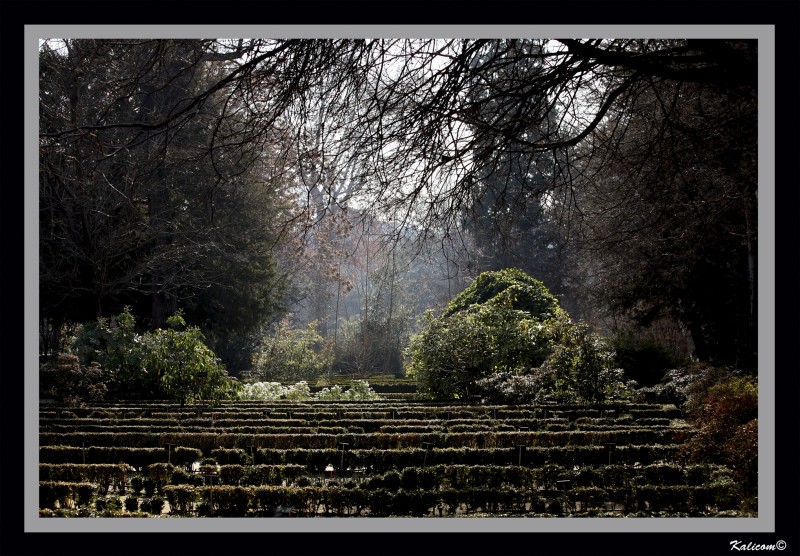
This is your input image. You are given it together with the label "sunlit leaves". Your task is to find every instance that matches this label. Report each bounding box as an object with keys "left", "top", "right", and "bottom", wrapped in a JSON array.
[
  {"left": 250, "top": 317, "right": 333, "bottom": 383},
  {"left": 406, "top": 269, "right": 563, "bottom": 399},
  {"left": 141, "top": 312, "right": 233, "bottom": 405}
]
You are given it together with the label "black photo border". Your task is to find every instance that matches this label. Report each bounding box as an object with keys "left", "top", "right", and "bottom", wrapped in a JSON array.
[{"left": 2, "top": 1, "right": 798, "bottom": 555}]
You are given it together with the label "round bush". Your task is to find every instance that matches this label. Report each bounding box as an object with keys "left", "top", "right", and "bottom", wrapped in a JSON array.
[
  {"left": 443, "top": 268, "right": 561, "bottom": 319},
  {"left": 407, "top": 268, "right": 632, "bottom": 403}
]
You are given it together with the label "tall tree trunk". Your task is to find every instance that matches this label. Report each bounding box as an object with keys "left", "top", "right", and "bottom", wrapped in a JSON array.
[{"left": 382, "top": 248, "right": 396, "bottom": 376}]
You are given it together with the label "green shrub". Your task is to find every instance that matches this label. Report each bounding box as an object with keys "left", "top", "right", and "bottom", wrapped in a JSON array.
[
  {"left": 211, "top": 448, "right": 249, "bottom": 465},
  {"left": 406, "top": 304, "right": 558, "bottom": 399},
  {"left": 724, "top": 419, "right": 758, "bottom": 497},
  {"left": 641, "top": 464, "right": 686, "bottom": 485},
  {"left": 444, "top": 268, "right": 561, "bottom": 318},
  {"left": 202, "top": 486, "right": 252, "bottom": 516},
  {"left": 76, "top": 483, "right": 95, "bottom": 506},
  {"left": 316, "top": 380, "right": 382, "bottom": 401},
  {"left": 72, "top": 308, "right": 238, "bottom": 403},
  {"left": 219, "top": 465, "right": 245, "bottom": 485},
  {"left": 633, "top": 364, "right": 719, "bottom": 407},
  {"left": 39, "top": 482, "right": 72, "bottom": 509},
  {"left": 573, "top": 486, "right": 607, "bottom": 509},
  {"left": 170, "top": 468, "right": 203, "bottom": 486},
  {"left": 382, "top": 470, "right": 402, "bottom": 492},
  {"left": 237, "top": 380, "right": 319, "bottom": 401},
  {"left": 98, "top": 495, "right": 122, "bottom": 516},
  {"left": 142, "top": 477, "right": 156, "bottom": 497},
  {"left": 284, "top": 381, "right": 312, "bottom": 400},
  {"left": 250, "top": 317, "right": 332, "bottom": 383},
  {"left": 406, "top": 269, "right": 563, "bottom": 400},
  {"left": 164, "top": 484, "right": 198, "bottom": 515},
  {"left": 142, "top": 313, "right": 237, "bottom": 406},
  {"left": 173, "top": 446, "right": 203, "bottom": 466},
  {"left": 129, "top": 475, "right": 144, "bottom": 495},
  {"left": 538, "top": 319, "right": 634, "bottom": 403},
  {"left": 406, "top": 268, "right": 629, "bottom": 403},
  {"left": 474, "top": 371, "right": 547, "bottom": 404},
  {"left": 72, "top": 308, "right": 151, "bottom": 399},
  {"left": 148, "top": 463, "right": 174, "bottom": 492},
  {"left": 238, "top": 381, "right": 288, "bottom": 401}
]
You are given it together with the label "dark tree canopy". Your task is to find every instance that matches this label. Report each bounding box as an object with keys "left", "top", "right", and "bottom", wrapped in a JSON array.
[{"left": 39, "top": 37, "right": 759, "bottom": 371}]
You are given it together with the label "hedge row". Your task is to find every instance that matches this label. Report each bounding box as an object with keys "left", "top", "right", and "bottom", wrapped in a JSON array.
[
  {"left": 42, "top": 421, "right": 680, "bottom": 438},
  {"left": 39, "top": 464, "right": 129, "bottom": 494},
  {"left": 335, "top": 462, "right": 729, "bottom": 491},
  {"left": 39, "top": 481, "right": 96, "bottom": 509},
  {"left": 356, "top": 463, "right": 731, "bottom": 492},
  {"left": 39, "top": 461, "right": 729, "bottom": 494},
  {"left": 39, "top": 428, "right": 691, "bottom": 451},
  {"left": 39, "top": 444, "right": 682, "bottom": 468},
  {"left": 56, "top": 401, "right": 672, "bottom": 409},
  {"left": 41, "top": 402, "right": 678, "bottom": 418},
  {"left": 40, "top": 414, "right": 676, "bottom": 426},
  {"left": 42, "top": 424, "right": 358, "bottom": 435},
  {"left": 154, "top": 463, "right": 309, "bottom": 487},
  {"left": 39, "top": 417, "right": 585, "bottom": 429},
  {"left": 253, "top": 445, "right": 683, "bottom": 470},
  {"left": 46, "top": 423, "right": 672, "bottom": 434},
  {"left": 39, "top": 464, "right": 737, "bottom": 516},
  {"left": 136, "top": 483, "right": 740, "bottom": 517},
  {"left": 39, "top": 446, "right": 167, "bottom": 467}
]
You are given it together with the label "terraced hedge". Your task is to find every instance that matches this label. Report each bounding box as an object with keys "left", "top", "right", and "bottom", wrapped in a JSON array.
[
  {"left": 37, "top": 400, "right": 745, "bottom": 518},
  {"left": 39, "top": 429, "right": 690, "bottom": 452}
]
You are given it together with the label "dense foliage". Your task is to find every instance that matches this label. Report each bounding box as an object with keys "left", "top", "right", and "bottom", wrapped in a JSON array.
[
  {"left": 39, "top": 354, "right": 107, "bottom": 405},
  {"left": 72, "top": 309, "right": 153, "bottom": 399},
  {"left": 39, "top": 40, "right": 287, "bottom": 369},
  {"left": 141, "top": 314, "right": 236, "bottom": 406},
  {"left": 68, "top": 308, "right": 236, "bottom": 405},
  {"left": 238, "top": 381, "right": 311, "bottom": 401},
  {"left": 443, "top": 268, "right": 562, "bottom": 318},
  {"left": 405, "top": 304, "right": 556, "bottom": 399},
  {"left": 678, "top": 373, "right": 758, "bottom": 511},
  {"left": 315, "top": 380, "right": 382, "bottom": 401},
  {"left": 250, "top": 317, "right": 333, "bottom": 383},
  {"left": 630, "top": 363, "right": 758, "bottom": 511},
  {"left": 536, "top": 320, "right": 634, "bottom": 403},
  {"left": 406, "top": 269, "right": 631, "bottom": 402}
]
